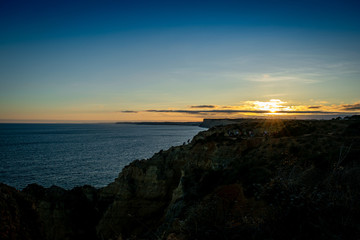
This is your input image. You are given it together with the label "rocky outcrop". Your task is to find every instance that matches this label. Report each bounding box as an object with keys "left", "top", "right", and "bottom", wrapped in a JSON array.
[
  {"left": 0, "top": 183, "right": 42, "bottom": 240},
  {"left": 1, "top": 118, "right": 360, "bottom": 239},
  {"left": 199, "top": 118, "right": 241, "bottom": 128},
  {"left": 22, "top": 184, "right": 101, "bottom": 240}
]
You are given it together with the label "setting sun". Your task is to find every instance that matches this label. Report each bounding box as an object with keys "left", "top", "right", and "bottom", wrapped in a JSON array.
[
  {"left": 0, "top": 0, "right": 359, "bottom": 124},
  {"left": 253, "top": 99, "right": 290, "bottom": 113}
]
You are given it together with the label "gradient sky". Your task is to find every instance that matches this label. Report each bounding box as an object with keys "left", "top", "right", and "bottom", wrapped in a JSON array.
[{"left": 1, "top": 0, "right": 360, "bottom": 122}]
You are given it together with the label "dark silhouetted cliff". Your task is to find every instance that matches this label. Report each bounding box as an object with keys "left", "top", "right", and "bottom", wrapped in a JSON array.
[{"left": 1, "top": 118, "right": 360, "bottom": 239}]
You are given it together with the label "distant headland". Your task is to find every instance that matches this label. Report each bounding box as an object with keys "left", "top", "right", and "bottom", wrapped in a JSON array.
[
  {"left": 116, "top": 121, "right": 202, "bottom": 127},
  {"left": 117, "top": 115, "right": 360, "bottom": 128}
]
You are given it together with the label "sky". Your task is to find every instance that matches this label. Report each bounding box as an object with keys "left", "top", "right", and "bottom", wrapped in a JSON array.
[{"left": 1, "top": 0, "right": 360, "bottom": 122}]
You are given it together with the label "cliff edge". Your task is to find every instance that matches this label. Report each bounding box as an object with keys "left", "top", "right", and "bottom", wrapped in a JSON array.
[{"left": 1, "top": 118, "right": 360, "bottom": 239}]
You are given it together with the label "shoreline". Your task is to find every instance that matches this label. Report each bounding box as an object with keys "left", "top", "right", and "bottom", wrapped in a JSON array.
[{"left": 1, "top": 117, "right": 360, "bottom": 239}]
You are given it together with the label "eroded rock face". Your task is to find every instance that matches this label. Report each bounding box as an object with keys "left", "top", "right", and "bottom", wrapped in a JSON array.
[
  {"left": 0, "top": 183, "right": 42, "bottom": 240},
  {"left": 21, "top": 184, "right": 101, "bottom": 240},
  {"left": 1, "top": 119, "right": 360, "bottom": 240},
  {"left": 97, "top": 152, "right": 185, "bottom": 239},
  {"left": 96, "top": 122, "right": 270, "bottom": 239}
]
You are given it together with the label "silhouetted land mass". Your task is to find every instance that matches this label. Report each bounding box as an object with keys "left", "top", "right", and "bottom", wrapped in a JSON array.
[
  {"left": 116, "top": 121, "right": 201, "bottom": 126},
  {"left": 1, "top": 116, "right": 360, "bottom": 239}
]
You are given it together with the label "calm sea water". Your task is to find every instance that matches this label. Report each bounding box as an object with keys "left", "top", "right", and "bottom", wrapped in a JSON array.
[{"left": 0, "top": 124, "right": 202, "bottom": 190}]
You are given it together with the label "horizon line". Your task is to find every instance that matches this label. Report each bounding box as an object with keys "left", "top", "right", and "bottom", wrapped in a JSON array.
[{"left": 1, "top": 114, "right": 359, "bottom": 124}]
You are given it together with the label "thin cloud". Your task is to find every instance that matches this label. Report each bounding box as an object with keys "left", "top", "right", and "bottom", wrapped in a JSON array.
[
  {"left": 190, "top": 105, "right": 216, "bottom": 109},
  {"left": 341, "top": 103, "right": 360, "bottom": 111},
  {"left": 121, "top": 110, "right": 138, "bottom": 113},
  {"left": 146, "top": 109, "right": 268, "bottom": 114},
  {"left": 245, "top": 73, "right": 319, "bottom": 84},
  {"left": 146, "top": 110, "right": 212, "bottom": 115},
  {"left": 120, "top": 100, "right": 360, "bottom": 117},
  {"left": 245, "top": 74, "right": 295, "bottom": 82},
  {"left": 308, "top": 106, "right": 321, "bottom": 109},
  {"left": 145, "top": 109, "right": 339, "bottom": 114}
]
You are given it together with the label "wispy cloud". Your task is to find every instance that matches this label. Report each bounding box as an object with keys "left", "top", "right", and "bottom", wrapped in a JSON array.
[
  {"left": 341, "top": 103, "right": 360, "bottom": 111},
  {"left": 119, "top": 100, "right": 360, "bottom": 118},
  {"left": 121, "top": 110, "right": 138, "bottom": 113},
  {"left": 245, "top": 73, "right": 319, "bottom": 84},
  {"left": 190, "top": 105, "right": 216, "bottom": 109},
  {"left": 145, "top": 109, "right": 340, "bottom": 114},
  {"left": 146, "top": 109, "right": 269, "bottom": 114}
]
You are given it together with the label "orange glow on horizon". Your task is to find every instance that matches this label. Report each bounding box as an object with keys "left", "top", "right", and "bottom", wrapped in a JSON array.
[
  {"left": 1, "top": 99, "right": 360, "bottom": 123},
  {"left": 252, "top": 99, "right": 291, "bottom": 114}
]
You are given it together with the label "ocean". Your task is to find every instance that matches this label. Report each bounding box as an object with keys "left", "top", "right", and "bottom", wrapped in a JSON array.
[{"left": 0, "top": 123, "right": 202, "bottom": 190}]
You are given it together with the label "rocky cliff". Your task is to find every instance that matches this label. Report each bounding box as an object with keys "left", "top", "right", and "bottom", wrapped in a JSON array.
[{"left": 1, "top": 118, "right": 360, "bottom": 239}]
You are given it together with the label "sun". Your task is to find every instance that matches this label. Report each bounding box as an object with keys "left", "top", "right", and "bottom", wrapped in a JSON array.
[{"left": 253, "top": 99, "right": 289, "bottom": 113}]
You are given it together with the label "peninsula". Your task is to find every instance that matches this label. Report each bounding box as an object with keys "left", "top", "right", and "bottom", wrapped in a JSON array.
[{"left": 116, "top": 121, "right": 202, "bottom": 127}]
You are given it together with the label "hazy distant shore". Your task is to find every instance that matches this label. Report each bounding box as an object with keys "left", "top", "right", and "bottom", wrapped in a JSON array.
[
  {"left": 116, "top": 116, "right": 360, "bottom": 128},
  {"left": 116, "top": 121, "right": 202, "bottom": 126}
]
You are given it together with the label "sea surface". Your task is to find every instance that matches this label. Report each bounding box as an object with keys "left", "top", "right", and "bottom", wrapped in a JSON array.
[{"left": 0, "top": 124, "right": 202, "bottom": 190}]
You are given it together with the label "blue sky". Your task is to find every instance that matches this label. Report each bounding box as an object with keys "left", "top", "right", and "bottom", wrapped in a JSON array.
[{"left": 1, "top": 0, "right": 360, "bottom": 122}]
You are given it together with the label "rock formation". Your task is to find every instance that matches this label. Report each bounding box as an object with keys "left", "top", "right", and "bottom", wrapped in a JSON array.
[{"left": 1, "top": 118, "right": 360, "bottom": 239}]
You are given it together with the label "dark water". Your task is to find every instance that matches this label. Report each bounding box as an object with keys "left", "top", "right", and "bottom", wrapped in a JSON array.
[{"left": 0, "top": 124, "right": 202, "bottom": 189}]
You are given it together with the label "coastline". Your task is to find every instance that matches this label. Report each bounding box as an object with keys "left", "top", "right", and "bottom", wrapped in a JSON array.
[{"left": 1, "top": 117, "right": 360, "bottom": 239}]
